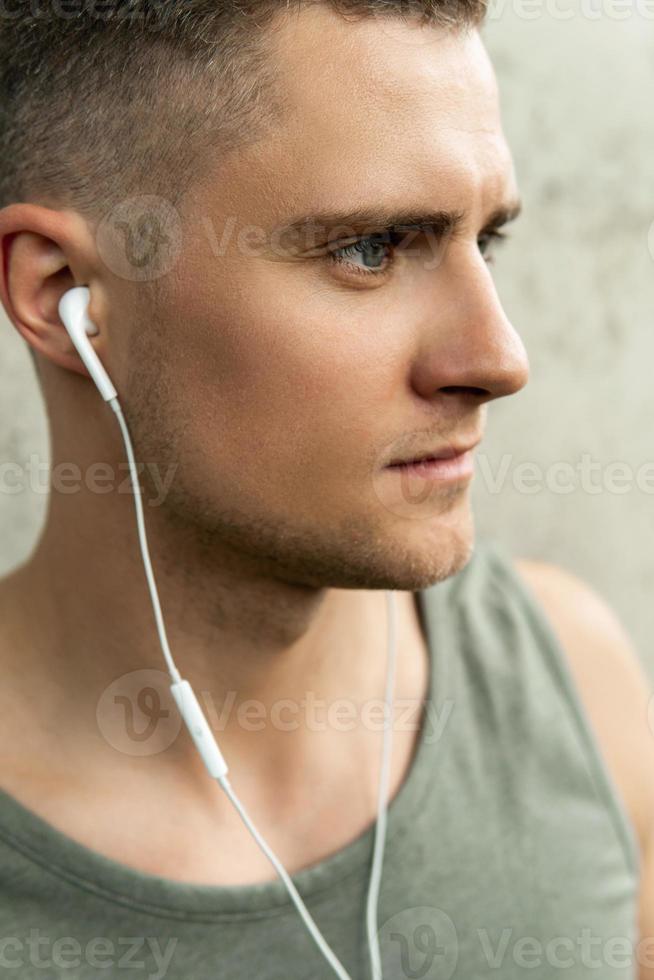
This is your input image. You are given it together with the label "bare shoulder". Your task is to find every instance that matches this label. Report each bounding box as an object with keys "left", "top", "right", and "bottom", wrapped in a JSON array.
[{"left": 512, "top": 557, "right": 654, "bottom": 865}]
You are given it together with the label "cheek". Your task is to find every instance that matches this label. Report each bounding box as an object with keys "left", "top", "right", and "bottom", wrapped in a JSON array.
[
  {"left": 152, "top": 233, "right": 421, "bottom": 519},
  {"left": 160, "top": 283, "right": 399, "bottom": 513}
]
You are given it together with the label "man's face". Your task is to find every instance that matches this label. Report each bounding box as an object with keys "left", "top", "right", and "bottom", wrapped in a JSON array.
[{"left": 121, "top": 6, "right": 529, "bottom": 591}]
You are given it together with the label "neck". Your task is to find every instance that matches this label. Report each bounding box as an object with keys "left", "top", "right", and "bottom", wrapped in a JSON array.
[{"left": 0, "top": 467, "right": 430, "bottom": 802}]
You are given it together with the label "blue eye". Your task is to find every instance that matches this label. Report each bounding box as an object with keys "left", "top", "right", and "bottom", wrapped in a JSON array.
[
  {"left": 327, "top": 226, "right": 510, "bottom": 280},
  {"left": 329, "top": 232, "right": 395, "bottom": 277}
]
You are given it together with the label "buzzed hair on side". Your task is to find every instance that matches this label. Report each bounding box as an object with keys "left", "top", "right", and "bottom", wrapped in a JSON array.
[{"left": 0, "top": 0, "right": 487, "bottom": 224}]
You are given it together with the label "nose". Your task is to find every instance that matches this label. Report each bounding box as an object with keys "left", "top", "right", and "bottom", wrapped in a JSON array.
[{"left": 411, "top": 246, "right": 530, "bottom": 405}]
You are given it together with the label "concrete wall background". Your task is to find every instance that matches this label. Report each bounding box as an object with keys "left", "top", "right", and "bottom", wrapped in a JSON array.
[
  {"left": 475, "top": 3, "right": 654, "bottom": 680},
  {"left": 1, "top": 3, "right": 654, "bottom": 678}
]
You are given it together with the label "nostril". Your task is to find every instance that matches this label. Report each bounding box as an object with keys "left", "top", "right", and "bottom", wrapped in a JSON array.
[{"left": 441, "top": 385, "right": 489, "bottom": 396}]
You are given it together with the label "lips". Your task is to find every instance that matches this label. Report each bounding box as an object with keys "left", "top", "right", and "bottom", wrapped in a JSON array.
[{"left": 386, "top": 441, "right": 480, "bottom": 467}]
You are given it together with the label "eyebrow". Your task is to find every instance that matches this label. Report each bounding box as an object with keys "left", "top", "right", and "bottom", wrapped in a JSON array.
[{"left": 281, "top": 199, "right": 523, "bottom": 241}]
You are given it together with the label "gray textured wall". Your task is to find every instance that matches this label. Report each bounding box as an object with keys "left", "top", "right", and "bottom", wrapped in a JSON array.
[
  {"left": 475, "top": 3, "right": 654, "bottom": 680},
  {"left": 1, "top": 3, "right": 653, "bottom": 678}
]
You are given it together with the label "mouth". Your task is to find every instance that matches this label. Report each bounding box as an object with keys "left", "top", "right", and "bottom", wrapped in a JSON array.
[
  {"left": 384, "top": 440, "right": 480, "bottom": 483},
  {"left": 386, "top": 439, "right": 481, "bottom": 466}
]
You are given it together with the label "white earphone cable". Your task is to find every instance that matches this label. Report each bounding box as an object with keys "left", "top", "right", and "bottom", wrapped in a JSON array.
[
  {"left": 110, "top": 399, "right": 181, "bottom": 685},
  {"left": 109, "top": 395, "right": 395, "bottom": 980},
  {"left": 366, "top": 588, "right": 397, "bottom": 980}
]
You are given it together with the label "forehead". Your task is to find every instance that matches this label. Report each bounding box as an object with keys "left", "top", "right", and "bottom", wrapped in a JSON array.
[{"left": 248, "top": 6, "right": 516, "bottom": 220}]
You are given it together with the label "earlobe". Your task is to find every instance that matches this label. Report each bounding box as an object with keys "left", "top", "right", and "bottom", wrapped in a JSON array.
[{"left": 6, "top": 279, "right": 96, "bottom": 380}]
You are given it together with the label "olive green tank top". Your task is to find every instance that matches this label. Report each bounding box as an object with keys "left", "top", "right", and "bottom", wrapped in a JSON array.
[{"left": 0, "top": 538, "right": 640, "bottom": 979}]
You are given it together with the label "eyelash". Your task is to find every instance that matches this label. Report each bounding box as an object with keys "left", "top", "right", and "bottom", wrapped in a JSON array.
[{"left": 327, "top": 228, "right": 509, "bottom": 279}]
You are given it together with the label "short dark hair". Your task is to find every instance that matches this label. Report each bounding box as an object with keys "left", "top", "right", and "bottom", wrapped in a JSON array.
[{"left": 0, "top": 0, "right": 487, "bottom": 224}]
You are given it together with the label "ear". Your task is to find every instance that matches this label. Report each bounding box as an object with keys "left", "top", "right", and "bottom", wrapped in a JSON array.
[{"left": 0, "top": 203, "right": 103, "bottom": 380}]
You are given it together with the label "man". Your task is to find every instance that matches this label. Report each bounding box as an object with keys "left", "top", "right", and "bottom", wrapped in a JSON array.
[{"left": 0, "top": 1, "right": 651, "bottom": 977}]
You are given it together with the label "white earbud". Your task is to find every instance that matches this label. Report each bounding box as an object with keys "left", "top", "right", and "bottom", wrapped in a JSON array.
[{"left": 58, "top": 286, "right": 117, "bottom": 402}]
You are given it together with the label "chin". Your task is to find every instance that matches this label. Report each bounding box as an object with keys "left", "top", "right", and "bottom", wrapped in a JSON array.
[
  {"left": 380, "top": 509, "right": 476, "bottom": 592},
  {"left": 308, "top": 499, "right": 477, "bottom": 593}
]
